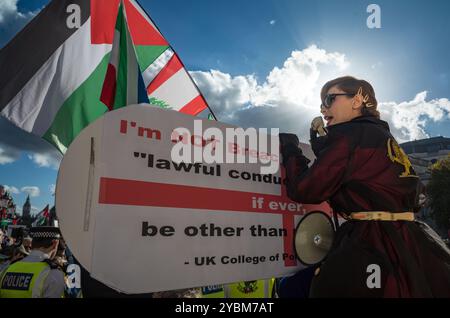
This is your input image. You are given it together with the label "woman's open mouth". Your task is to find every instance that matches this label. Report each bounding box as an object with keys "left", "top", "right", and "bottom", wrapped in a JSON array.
[{"left": 324, "top": 116, "right": 334, "bottom": 125}]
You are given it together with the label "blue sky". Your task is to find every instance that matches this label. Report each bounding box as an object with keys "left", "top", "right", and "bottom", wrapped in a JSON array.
[
  {"left": 1, "top": 0, "right": 449, "bottom": 214},
  {"left": 0, "top": 153, "right": 57, "bottom": 215}
]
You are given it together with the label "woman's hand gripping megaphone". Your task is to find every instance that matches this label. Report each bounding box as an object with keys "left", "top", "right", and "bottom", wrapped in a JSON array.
[
  {"left": 311, "top": 116, "right": 328, "bottom": 137},
  {"left": 310, "top": 116, "right": 329, "bottom": 158}
]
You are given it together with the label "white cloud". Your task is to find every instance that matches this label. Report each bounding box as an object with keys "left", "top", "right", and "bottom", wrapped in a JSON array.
[
  {"left": 49, "top": 184, "right": 55, "bottom": 195},
  {"left": 191, "top": 45, "right": 350, "bottom": 141},
  {"left": 0, "top": 0, "right": 41, "bottom": 47},
  {"left": 0, "top": 117, "right": 62, "bottom": 168},
  {"left": 191, "top": 45, "right": 449, "bottom": 143},
  {"left": 192, "top": 45, "right": 348, "bottom": 116},
  {"left": 27, "top": 153, "right": 61, "bottom": 170},
  {"left": 20, "top": 186, "right": 40, "bottom": 197},
  {"left": 0, "top": 145, "right": 18, "bottom": 164},
  {"left": 269, "top": 20, "right": 276, "bottom": 25},
  {"left": 3, "top": 185, "right": 19, "bottom": 194},
  {"left": 379, "top": 92, "right": 450, "bottom": 142},
  {"left": 0, "top": 0, "right": 37, "bottom": 24},
  {"left": 191, "top": 70, "right": 259, "bottom": 120},
  {"left": 255, "top": 46, "right": 348, "bottom": 107}
]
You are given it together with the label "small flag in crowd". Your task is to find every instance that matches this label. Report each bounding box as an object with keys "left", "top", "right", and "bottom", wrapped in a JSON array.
[{"left": 31, "top": 205, "right": 50, "bottom": 227}]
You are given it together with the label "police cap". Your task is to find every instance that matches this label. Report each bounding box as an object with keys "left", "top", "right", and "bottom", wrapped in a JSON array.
[{"left": 29, "top": 226, "right": 61, "bottom": 240}]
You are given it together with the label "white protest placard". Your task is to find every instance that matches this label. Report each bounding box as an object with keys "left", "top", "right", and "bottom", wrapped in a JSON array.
[{"left": 56, "top": 104, "right": 332, "bottom": 293}]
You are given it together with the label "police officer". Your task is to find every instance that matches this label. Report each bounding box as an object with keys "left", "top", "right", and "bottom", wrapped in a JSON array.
[{"left": 0, "top": 226, "right": 65, "bottom": 298}]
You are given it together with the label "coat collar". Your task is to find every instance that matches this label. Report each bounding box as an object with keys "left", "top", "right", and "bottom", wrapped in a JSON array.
[{"left": 327, "top": 115, "right": 390, "bottom": 132}]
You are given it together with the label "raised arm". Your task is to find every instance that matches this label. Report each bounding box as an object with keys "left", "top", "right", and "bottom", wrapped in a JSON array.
[{"left": 282, "top": 130, "right": 353, "bottom": 204}]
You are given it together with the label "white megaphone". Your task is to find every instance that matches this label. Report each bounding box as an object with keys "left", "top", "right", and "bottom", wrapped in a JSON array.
[{"left": 294, "top": 211, "right": 335, "bottom": 266}]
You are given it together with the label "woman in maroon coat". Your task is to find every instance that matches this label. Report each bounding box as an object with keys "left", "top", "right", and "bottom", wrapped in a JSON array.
[{"left": 280, "top": 76, "right": 450, "bottom": 297}]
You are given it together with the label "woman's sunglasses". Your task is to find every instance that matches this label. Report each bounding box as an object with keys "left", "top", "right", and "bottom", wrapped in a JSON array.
[{"left": 321, "top": 93, "right": 355, "bottom": 109}]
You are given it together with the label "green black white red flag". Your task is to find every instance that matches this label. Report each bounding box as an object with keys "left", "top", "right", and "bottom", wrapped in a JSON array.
[
  {"left": 31, "top": 205, "right": 50, "bottom": 227},
  {"left": 0, "top": 0, "right": 209, "bottom": 153}
]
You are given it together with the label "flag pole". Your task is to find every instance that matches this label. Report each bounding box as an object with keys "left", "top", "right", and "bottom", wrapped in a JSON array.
[{"left": 132, "top": 0, "right": 219, "bottom": 121}]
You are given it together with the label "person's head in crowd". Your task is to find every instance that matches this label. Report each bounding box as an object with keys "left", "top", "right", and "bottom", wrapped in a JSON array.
[
  {"left": 1, "top": 234, "right": 12, "bottom": 248},
  {"left": 0, "top": 240, "right": 9, "bottom": 264},
  {"left": 54, "top": 238, "right": 67, "bottom": 268},
  {"left": 29, "top": 227, "right": 61, "bottom": 260},
  {"left": 10, "top": 245, "right": 29, "bottom": 263},
  {"left": 0, "top": 246, "right": 14, "bottom": 263},
  {"left": 22, "top": 236, "right": 32, "bottom": 253},
  {"left": 8, "top": 236, "right": 15, "bottom": 246},
  {"left": 56, "top": 238, "right": 66, "bottom": 258},
  {"left": 10, "top": 227, "right": 26, "bottom": 246}
]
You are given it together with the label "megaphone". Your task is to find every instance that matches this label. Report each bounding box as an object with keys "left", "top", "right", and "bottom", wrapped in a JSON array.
[
  {"left": 311, "top": 116, "right": 328, "bottom": 137},
  {"left": 294, "top": 211, "right": 335, "bottom": 266}
]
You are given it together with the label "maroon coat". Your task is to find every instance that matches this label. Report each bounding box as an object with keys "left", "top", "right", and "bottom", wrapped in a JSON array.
[{"left": 284, "top": 115, "right": 450, "bottom": 297}]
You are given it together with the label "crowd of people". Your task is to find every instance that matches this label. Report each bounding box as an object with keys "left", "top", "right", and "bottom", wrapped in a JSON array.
[
  {"left": 0, "top": 225, "right": 234, "bottom": 298},
  {"left": 0, "top": 229, "right": 32, "bottom": 271},
  {"left": 0, "top": 226, "right": 80, "bottom": 298}
]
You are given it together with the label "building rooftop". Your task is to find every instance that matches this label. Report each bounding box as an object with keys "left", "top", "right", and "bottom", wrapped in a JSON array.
[{"left": 400, "top": 136, "right": 450, "bottom": 154}]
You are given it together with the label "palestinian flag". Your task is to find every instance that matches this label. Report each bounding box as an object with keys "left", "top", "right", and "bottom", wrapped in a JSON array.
[
  {"left": 0, "top": 0, "right": 209, "bottom": 153},
  {"left": 0, "top": 219, "right": 12, "bottom": 228},
  {"left": 100, "top": 3, "right": 149, "bottom": 109},
  {"left": 31, "top": 205, "right": 50, "bottom": 227}
]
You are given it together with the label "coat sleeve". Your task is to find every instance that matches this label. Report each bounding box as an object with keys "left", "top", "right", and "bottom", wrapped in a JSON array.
[{"left": 284, "top": 130, "right": 353, "bottom": 204}]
